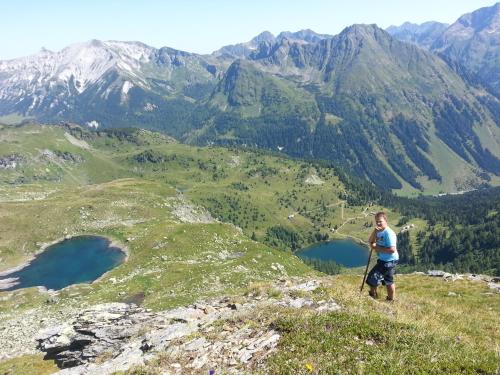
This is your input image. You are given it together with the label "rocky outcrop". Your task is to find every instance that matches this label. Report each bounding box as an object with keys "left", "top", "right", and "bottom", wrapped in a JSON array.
[
  {"left": 0, "top": 300, "right": 81, "bottom": 361},
  {"left": 0, "top": 154, "right": 23, "bottom": 169},
  {"left": 36, "top": 279, "right": 340, "bottom": 374},
  {"left": 169, "top": 194, "right": 215, "bottom": 224},
  {"left": 426, "top": 270, "right": 500, "bottom": 292}
]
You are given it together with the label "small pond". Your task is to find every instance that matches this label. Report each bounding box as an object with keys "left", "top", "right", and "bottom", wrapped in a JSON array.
[
  {"left": 0, "top": 235, "right": 126, "bottom": 291},
  {"left": 297, "top": 239, "right": 369, "bottom": 267}
]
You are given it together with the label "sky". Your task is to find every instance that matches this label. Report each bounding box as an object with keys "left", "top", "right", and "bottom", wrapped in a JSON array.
[{"left": 0, "top": 0, "right": 497, "bottom": 60}]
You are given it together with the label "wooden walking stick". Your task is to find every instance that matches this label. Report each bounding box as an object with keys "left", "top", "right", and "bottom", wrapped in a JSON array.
[{"left": 360, "top": 229, "right": 376, "bottom": 292}]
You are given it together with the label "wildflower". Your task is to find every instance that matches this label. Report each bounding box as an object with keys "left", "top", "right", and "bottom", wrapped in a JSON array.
[{"left": 305, "top": 363, "right": 314, "bottom": 372}]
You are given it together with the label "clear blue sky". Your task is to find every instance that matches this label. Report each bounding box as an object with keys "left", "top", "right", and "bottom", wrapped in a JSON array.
[{"left": 0, "top": 0, "right": 497, "bottom": 59}]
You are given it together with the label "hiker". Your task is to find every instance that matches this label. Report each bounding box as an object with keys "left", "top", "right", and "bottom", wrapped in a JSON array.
[{"left": 366, "top": 212, "right": 399, "bottom": 301}]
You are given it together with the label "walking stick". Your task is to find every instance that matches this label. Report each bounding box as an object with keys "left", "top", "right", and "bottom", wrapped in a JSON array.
[
  {"left": 360, "top": 245, "right": 373, "bottom": 292},
  {"left": 360, "top": 229, "right": 376, "bottom": 292}
]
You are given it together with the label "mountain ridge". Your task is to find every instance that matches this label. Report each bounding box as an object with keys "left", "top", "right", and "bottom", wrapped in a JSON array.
[
  {"left": 387, "top": 3, "right": 500, "bottom": 98},
  {"left": 386, "top": 21, "right": 449, "bottom": 49},
  {"left": 0, "top": 7, "right": 499, "bottom": 193},
  {"left": 200, "top": 24, "right": 500, "bottom": 191},
  {"left": 432, "top": 2, "right": 500, "bottom": 97}
]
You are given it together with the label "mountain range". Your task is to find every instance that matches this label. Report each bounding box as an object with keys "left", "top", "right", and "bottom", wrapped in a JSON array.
[
  {"left": 387, "top": 2, "right": 500, "bottom": 97},
  {"left": 0, "top": 3, "right": 499, "bottom": 193}
]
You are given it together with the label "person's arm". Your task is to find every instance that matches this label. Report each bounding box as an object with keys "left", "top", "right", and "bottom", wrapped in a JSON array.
[
  {"left": 373, "top": 245, "right": 397, "bottom": 254},
  {"left": 368, "top": 229, "right": 377, "bottom": 245}
]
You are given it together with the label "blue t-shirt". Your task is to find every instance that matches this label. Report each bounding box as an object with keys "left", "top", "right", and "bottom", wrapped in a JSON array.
[{"left": 375, "top": 227, "right": 399, "bottom": 262}]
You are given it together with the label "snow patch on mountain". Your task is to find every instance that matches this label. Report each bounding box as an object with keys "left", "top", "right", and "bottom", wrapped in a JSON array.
[
  {"left": 143, "top": 102, "right": 157, "bottom": 112},
  {"left": 86, "top": 120, "right": 99, "bottom": 129},
  {"left": 121, "top": 81, "right": 134, "bottom": 103},
  {"left": 0, "top": 40, "right": 153, "bottom": 100},
  {"left": 0, "top": 38, "right": 217, "bottom": 118}
]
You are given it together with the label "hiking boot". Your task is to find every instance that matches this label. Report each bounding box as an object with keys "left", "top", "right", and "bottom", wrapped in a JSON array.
[
  {"left": 385, "top": 296, "right": 395, "bottom": 302},
  {"left": 368, "top": 290, "right": 378, "bottom": 299}
]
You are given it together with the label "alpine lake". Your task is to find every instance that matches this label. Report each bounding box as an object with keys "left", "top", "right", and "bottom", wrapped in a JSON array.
[
  {"left": 0, "top": 235, "right": 126, "bottom": 291},
  {"left": 297, "top": 239, "right": 369, "bottom": 267}
]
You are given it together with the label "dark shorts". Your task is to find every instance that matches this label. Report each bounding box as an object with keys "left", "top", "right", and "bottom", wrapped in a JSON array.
[{"left": 366, "top": 260, "right": 397, "bottom": 287}]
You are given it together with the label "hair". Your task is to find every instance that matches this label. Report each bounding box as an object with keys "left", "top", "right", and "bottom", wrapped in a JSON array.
[{"left": 375, "top": 211, "right": 388, "bottom": 221}]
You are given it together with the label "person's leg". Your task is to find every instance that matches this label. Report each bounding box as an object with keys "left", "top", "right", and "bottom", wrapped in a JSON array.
[
  {"left": 366, "top": 263, "right": 382, "bottom": 298},
  {"left": 383, "top": 262, "right": 396, "bottom": 300},
  {"left": 386, "top": 283, "right": 395, "bottom": 300}
]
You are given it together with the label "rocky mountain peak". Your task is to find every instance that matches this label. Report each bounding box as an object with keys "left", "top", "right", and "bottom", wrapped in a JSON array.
[
  {"left": 277, "top": 29, "right": 333, "bottom": 43},
  {"left": 337, "top": 23, "right": 393, "bottom": 44},
  {"left": 433, "top": 2, "right": 500, "bottom": 46},
  {"left": 0, "top": 39, "right": 155, "bottom": 93},
  {"left": 213, "top": 29, "right": 332, "bottom": 59},
  {"left": 386, "top": 21, "right": 449, "bottom": 49},
  {"left": 250, "top": 31, "right": 276, "bottom": 44},
  {"left": 39, "top": 46, "right": 53, "bottom": 54},
  {"left": 454, "top": 2, "right": 500, "bottom": 32},
  {"left": 430, "top": 2, "right": 500, "bottom": 96}
]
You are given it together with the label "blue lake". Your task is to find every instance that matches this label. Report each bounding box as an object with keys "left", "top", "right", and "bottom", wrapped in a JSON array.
[
  {"left": 0, "top": 235, "right": 126, "bottom": 291},
  {"left": 297, "top": 239, "right": 369, "bottom": 267}
]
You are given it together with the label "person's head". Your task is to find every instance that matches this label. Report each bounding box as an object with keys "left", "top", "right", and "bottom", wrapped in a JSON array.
[{"left": 374, "top": 212, "right": 388, "bottom": 230}]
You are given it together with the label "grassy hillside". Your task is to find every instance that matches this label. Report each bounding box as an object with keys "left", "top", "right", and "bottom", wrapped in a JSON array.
[
  {"left": 0, "top": 122, "right": 402, "bottom": 314},
  {"left": 264, "top": 273, "right": 499, "bottom": 374},
  {"left": 0, "top": 123, "right": 405, "bottom": 260},
  {"left": 2, "top": 123, "right": 498, "bottom": 277},
  {"left": 209, "top": 59, "right": 320, "bottom": 122}
]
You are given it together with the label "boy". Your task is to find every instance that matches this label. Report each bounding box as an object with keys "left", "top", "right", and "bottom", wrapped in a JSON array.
[{"left": 366, "top": 212, "right": 399, "bottom": 301}]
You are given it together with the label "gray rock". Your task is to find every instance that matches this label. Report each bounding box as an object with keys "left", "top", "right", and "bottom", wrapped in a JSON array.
[
  {"left": 162, "top": 306, "right": 206, "bottom": 322},
  {"left": 487, "top": 282, "right": 500, "bottom": 293},
  {"left": 288, "top": 298, "right": 314, "bottom": 309},
  {"left": 141, "top": 323, "right": 194, "bottom": 351},
  {"left": 187, "top": 353, "right": 209, "bottom": 369},
  {"left": 427, "top": 270, "right": 447, "bottom": 277},
  {"left": 287, "top": 280, "right": 320, "bottom": 292},
  {"left": 37, "top": 303, "right": 151, "bottom": 368},
  {"left": 184, "top": 337, "right": 209, "bottom": 352},
  {"left": 239, "top": 350, "right": 253, "bottom": 363},
  {"left": 0, "top": 154, "right": 23, "bottom": 169},
  {"left": 315, "top": 301, "right": 342, "bottom": 312},
  {"left": 36, "top": 324, "right": 75, "bottom": 356},
  {"left": 57, "top": 344, "right": 146, "bottom": 375}
]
